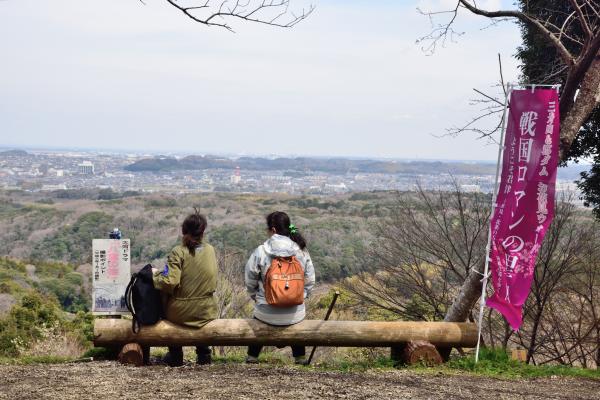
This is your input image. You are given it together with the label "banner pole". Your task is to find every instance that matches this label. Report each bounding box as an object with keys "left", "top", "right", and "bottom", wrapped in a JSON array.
[{"left": 475, "top": 83, "right": 512, "bottom": 363}]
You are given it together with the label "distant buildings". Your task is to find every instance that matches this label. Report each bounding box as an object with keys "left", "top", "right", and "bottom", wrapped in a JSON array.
[
  {"left": 324, "top": 182, "right": 347, "bottom": 193},
  {"left": 78, "top": 161, "right": 95, "bottom": 175},
  {"left": 41, "top": 184, "right": 67, "bottom": 191},
  {"left": 230, "top": 166, "right": 241, "bottom": 184},
  {"left": 460, "top": 184, "right": 481, "bottom": 193},
  {"left": 0, "top": 150, "right": 590, "bottom": 207}
]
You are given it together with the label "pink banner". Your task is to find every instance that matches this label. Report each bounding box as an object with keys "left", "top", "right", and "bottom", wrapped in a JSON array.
[{"left": 486, "top": 89, "right": 560, "bottom": 330}]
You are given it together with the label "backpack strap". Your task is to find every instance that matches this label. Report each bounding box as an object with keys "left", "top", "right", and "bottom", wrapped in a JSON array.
[
  {"left": 125, "top": 274, "right": 141, "bottom": 334},
  {"left": 125, "top": 274, "right": 135, "bottom": 313},
  {"left": 132, "top": 318, "right": 140, "bottom": 334}
]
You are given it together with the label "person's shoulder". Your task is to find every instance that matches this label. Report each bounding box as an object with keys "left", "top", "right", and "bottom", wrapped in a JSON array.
[
  {"left": 297, "top": 247, "right": 311, "bottom": 257},
  {"left": 295, "top": 248, "right": 312, "bottom": 264},
  {"left": 247, "top": 244, "right": 267, "bottom": 262},
  {"left": 168, "top": 245, "right": 187, "bottom": 260},
  {"left": 170, "top": 244, "right": 185, "bottom": 253},
  {"left": 202, "top": 242, "right": 216, "bottom": 254},
  {"left": 254, "top": 244, "right": 267, "bottom": 256},
  {"left": 200, "top": 242, "right": 214, "bottom": 250}
]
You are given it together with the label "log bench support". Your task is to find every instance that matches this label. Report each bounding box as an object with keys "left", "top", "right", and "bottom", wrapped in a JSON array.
[
  {"left": 118, "top": 343, "right": 145, "bottom": 367},
  {"left": 94, "top": 319, "right": 476, "bottom": 367}
]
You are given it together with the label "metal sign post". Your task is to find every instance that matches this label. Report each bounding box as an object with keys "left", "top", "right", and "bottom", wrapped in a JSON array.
[{"left": 475, "top": 83, "right": 512, "bottom": 363}]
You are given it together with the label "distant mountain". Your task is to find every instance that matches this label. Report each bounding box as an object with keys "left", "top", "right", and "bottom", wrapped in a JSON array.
[
  {"left": 0, "top": 149, "right": 28, "bottom": 156},
  {"left": 124, "top": 155, "right": 498, "bottom": 175}
]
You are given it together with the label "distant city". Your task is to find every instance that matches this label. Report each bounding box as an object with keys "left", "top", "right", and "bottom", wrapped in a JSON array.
[{"left": 0, "top": 148, "right": 587, "bottom": 200}]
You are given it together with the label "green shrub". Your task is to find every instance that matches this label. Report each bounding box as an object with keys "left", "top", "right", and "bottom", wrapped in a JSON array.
[
  {"left": 35, "top": 198, "right": 55, "bottom": 205},
  {"left": 145, "top": 197, "right": 177, "bottom": 208},
  {"left": 67, "top": 311, "right": 94, "bottom": 346},
  {"left": 0, "top": 292, "right": 62, "bottom": 357}
]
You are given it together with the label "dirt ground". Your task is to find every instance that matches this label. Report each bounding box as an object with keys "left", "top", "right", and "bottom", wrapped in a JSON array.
[{"left": 1, "top": 362, "right": 599, "bottom": 400}]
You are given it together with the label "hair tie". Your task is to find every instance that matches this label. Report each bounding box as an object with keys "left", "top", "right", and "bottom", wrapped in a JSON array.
[{"left": 289, "top": 224, "right": 298, "bottom": 234}]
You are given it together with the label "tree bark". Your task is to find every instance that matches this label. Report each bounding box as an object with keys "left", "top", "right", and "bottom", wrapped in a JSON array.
[
  {"left": 526, "top": 306, "right": 544, "bottom": 364},
  {"left": 560, "top": 58, "right": 600, "bottom": 159},
  {"left": 444, "top": 263, "right": 484, "bottom": 323}
]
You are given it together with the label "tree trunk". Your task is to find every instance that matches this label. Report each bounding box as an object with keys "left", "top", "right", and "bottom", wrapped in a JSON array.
[
  {"left": 596, "top": 326, "right": 600, "bottom": 368},
  {"left": 560, "top": 58, "right": 600, "bottom": 159},
  {"left": 444, "top": 265, "right": 484, "bottom": 323},
  {"left": 525, "top": 304, "right": 544, "bottom": 364}
]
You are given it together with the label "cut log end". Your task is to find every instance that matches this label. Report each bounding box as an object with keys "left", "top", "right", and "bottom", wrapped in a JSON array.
[
  {"left": 118, "top": 343, "right": 144, "bottom": 367},
  {"left": 402, "top": 340, "right": 443, "bottom": 366}
]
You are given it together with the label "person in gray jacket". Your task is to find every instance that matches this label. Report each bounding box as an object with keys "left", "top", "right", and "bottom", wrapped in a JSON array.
[{"left": 245, "top": 211, "right": 316, "bottom": 364}]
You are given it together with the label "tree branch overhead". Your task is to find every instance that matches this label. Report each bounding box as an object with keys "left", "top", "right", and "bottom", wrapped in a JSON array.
[{"left": 163, "top": 0, "right": 314, "bottom": 32}]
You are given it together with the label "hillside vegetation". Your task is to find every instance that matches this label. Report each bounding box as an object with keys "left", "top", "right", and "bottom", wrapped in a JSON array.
[
  {"left": 1, "top": 188, "right": 599, "bottom": 373},
  {"left": 0, "top": 257, "right": 88, "bottom": 314},
  {"left": 0, "top": 190, "right": 387, "bottom": 282}
]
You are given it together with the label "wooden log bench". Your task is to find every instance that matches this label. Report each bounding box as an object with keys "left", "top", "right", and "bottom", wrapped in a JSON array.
[{"left": 94, "top": 319, "right": 477, "bottom": 366}]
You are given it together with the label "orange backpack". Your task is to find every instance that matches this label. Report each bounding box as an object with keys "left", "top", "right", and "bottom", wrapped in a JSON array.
[{"left": 264, "top": 256, "right": 305, "bottom": 307}]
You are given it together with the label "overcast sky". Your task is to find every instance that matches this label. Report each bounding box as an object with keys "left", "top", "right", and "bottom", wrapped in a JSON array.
[{"left": 0, "top": 0, "right": 521, "bottom": 160}]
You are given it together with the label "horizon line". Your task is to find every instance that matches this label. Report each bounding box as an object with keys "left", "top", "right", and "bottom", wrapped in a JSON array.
[{"left": 0, "top": 144, "right": 500, "bottom": 164}]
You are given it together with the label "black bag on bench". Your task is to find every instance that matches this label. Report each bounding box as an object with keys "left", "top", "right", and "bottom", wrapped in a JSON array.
[{"left": 125, "top": 264, "right": 163, "bottom": 333}]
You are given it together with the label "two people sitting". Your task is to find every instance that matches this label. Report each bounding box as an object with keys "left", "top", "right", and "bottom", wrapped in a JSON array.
[{"left": 152, "top": 210, "right": 315, "bottom": 367}]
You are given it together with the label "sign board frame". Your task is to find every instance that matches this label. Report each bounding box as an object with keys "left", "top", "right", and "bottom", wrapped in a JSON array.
[{"left": 92, "top": 238, "right": 131, "bottom": 315}]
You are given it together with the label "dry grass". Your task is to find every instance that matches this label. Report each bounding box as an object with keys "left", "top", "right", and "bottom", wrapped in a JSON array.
[{"left": 22, "top": 325, "right": 86, "bottom": 359}]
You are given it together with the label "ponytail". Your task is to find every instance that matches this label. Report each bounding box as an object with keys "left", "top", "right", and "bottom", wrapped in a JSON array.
[
  {"left": 266, "top": 211, "right": 307, "bottom": 250},
  {"left": 181, "top": 208, "right": 207, "bottom": 256}
]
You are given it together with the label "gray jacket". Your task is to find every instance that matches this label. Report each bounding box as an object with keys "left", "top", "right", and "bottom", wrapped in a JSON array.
[{"left": 245, "top": 234, "right": 316, "bottom": 325}]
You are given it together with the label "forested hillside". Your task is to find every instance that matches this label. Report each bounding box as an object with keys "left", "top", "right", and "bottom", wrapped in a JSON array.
[
  {"left": 0, "top": 190, "right": 389, "bottom": 282},
  {"left": 124, "top": 155, "right": 498, "bottom": 175},
  {"left": 2, "top": 188, "right": 599, "bottom": 370}
]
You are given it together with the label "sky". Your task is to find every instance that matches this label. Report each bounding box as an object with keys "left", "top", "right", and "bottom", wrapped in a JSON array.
[{"left": 0, "top": 0, "right": 522, "bottom": 161}]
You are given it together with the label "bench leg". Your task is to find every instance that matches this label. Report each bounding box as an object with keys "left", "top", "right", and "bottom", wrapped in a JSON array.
[
  {"left": 118, "top": 343, "right": 144, "bottom": 367},
  {"left": 403, "top": 341, "right": 443, "bottom": 366}
]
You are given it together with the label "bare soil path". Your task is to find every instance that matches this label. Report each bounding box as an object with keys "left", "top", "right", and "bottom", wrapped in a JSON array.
[{"left": 1, "top": 361, "right": 599, "bottom": 400}]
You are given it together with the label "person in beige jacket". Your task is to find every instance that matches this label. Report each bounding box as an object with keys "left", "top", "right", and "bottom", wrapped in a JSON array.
[{"left": 153, "top": 210, "right": 218, "bottom": 367}]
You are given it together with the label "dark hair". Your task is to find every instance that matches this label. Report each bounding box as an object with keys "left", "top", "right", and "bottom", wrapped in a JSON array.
[
  {"left": 266, "top": 211, "right": 306, "bottom": 250},
  {"left": 182, "top": 208, "right": 207, "bottom": 256}
]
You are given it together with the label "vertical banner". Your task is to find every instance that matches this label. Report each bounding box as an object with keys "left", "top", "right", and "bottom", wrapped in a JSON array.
[
  {"left": 486, "top": 89, "right": 560, "bottom": 330},
  {"left": 92, "top": 238, "right": 130, "bottom": 315}
]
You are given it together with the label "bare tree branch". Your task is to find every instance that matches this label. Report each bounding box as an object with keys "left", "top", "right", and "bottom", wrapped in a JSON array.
[
  {"left": 163, "top": 0, "right": 314, "bottom": 32},
  {"left": 418, "top": 1, "right": 575, "bottom": 65},
  {"left": 568, "top": 0, "right": 593, "bottom": 39},
  {"left": 419, "top": 1, "right": 600, "bottom": 159}
]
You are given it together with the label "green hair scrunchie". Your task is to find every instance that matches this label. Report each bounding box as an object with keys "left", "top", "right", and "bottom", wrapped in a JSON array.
[{"left": 289, "top": 224, "right": 298, "bottom": 234}]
